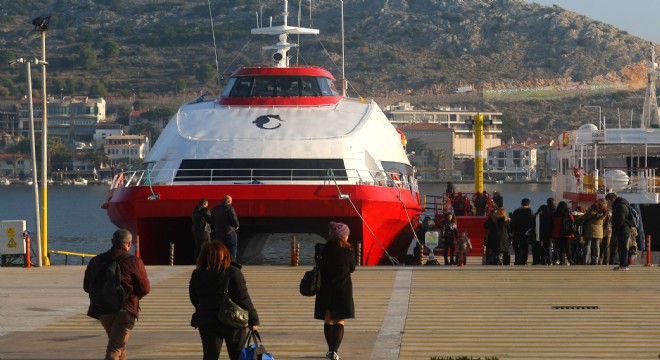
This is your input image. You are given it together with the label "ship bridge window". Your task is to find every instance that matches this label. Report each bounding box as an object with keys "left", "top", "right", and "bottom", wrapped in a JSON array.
[
  {"left": 175, "top": 159, "right": 347, "bottom": 182},
  {"left": 224, "top": 76, "right": 338, "bottom": 97},
  {"left": 381, "top": 161, "right": 413, "bottom": 177}
]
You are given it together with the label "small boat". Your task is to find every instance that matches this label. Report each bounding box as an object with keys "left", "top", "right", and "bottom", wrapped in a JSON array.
[
  {"left": 62, "top": 179, "right": 72, "bottom": 185},
  {"left": 0, "top": 178, "right": 10, "bottom": 186},
  {"left": 73, "top": 178, "right": 88, "bottom": 186},
  {"left": 102, "top": 1, "right": 423, "bottom": 265},
  {"left": 26, "top": 179, "right": 33, "bottom": 186}
]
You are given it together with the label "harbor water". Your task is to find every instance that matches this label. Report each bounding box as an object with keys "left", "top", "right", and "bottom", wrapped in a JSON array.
[{"left": 0, "top": 182, "right": 552, "bottom": 265}]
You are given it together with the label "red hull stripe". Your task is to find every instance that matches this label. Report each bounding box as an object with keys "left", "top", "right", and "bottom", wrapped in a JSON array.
[{"left": 219, "top": 96, "right": 342, "bottom": 106}]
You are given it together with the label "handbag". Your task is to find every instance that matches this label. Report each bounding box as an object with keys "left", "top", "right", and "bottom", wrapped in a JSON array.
[
  {"left": 299, "top": 266, "right": 321, "bottom": 297},
  {"left": 217, "top": 272, "right": 249, "bottom": 328},
  {"left": 240, "top": 329, "right": 274, "bottom": 360}
]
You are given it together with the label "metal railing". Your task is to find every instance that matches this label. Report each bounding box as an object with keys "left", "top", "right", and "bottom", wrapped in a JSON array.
[
  {"left": 48, "top": 250, "right": 97, "bottom": 265},
  {"left": 110, "top": 167, "right": 419, "bottom": 192}
]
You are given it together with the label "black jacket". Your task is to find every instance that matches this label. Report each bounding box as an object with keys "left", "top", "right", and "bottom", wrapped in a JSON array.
[
  {"left": 314, "top": 241, "right": 356, "bottom": 320},
  {"left": 189, "top": 263, "right": 259, "bottom": 328},
  {"left": 191, "top": 205, "right": 212, "bottom": 233},
  {"left": 536, "top": 204, "right": 555, "bottom": 238},
  {"left": 484, "top": 216, "right": 511, "bottom": 252},
  {"left": 510, "top": 206, "right": 535, "bottom": 237},
  {"left": 611, "top": 197, "right": 632, "bottom": 233},
  {"left": 212, "top": 203, "right": 240, "bottom": 235}
]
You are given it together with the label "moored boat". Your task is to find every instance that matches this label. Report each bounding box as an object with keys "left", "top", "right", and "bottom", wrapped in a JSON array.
[
  {"left": 102, "top": 1, "right": 423, "bottom": 265},
  {"left": 73, "top": 178, "right": 88, "bottom": 186},
  {"left": 552, "top": 44, "right": 660, "bottom": 249},
  {"left": 0, "top": 178, "right": 10, "bottom": 186}
]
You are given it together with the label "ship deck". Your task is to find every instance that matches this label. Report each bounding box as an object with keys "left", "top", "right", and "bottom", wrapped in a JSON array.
[{"left": 2, "top": 259, "right": 660, "bottom": 359}]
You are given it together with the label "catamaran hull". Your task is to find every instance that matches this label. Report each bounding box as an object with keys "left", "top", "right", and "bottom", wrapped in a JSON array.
[{"left": 105, "top": 184, "right": 422, "bottom": 265}]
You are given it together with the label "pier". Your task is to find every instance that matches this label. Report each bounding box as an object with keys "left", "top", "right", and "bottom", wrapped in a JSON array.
[{"left": 1, "top": 264, "right": 660, "bottom": 359}]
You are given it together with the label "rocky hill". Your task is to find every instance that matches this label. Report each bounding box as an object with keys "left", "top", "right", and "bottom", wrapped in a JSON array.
[{"left": 0, "top": 0, "right": 654, "bottom": 139}]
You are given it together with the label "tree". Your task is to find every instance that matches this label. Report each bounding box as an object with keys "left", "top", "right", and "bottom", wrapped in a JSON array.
[
  {"left": 85, "top": 149, "right": 110, "bottom": 169},
  {"left": 406, "top": 137, "right": 428, "bottom": 155},
  {"left": 100, "top": 39, "right": 120, "bottom": 59},
  {"left": 77, "top": 45, "right": 98, "bottom": 69},
  {"left": 128, "top": 122, "right": 161, "bottom": 144},
  {"left": 44, "top": 137, "right": 70, "bottom": 171},
  {"left": 195, "top": 64, "right": 216, "bottom": 85}
]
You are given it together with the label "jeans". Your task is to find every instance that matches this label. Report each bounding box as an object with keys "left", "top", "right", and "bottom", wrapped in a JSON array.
[
  {"left": 443, "top": 240, "right": 455, "bottom": 265},
  {"left": 218, "top": 231, "right": 238, "bottom": 261},
  {"left": 99, "top": 310, "right": 135, "bottom": 360},
  {"left": 583, "top": 238, "right": 601, "bottom": 265},
  {"left": 193, "top": 231, "right": 211, "bottom": 261},
  {"left": 616, "top": 230, "right": 631, "bottom": 267},
  {"left": 540, "top": 236, "right": 553, "bottom": 265},
  {"left": 513, "top": 235, "right": 529, "bottom": 265}
]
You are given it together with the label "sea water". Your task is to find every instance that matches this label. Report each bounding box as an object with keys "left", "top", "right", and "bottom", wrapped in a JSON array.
[{"left": 0, "top": 182, "right": 552, "bottom": 265}]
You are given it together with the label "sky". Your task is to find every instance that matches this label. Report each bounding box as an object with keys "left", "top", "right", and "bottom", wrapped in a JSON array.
[{"left": 525, "top": 0, "right": 660, "bottom": 44}]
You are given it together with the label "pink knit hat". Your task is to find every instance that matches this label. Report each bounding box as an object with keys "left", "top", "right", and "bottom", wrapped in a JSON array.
[{"left": 328, "top": 221, "right": 350, "bottom": 239}]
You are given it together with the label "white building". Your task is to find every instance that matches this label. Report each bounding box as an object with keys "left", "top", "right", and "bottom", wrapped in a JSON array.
[
  {"left": 384, "top": 102, "right": 502, "bottom": 160},
  {"left": 103, "top": 134, "right": 149, "bottom": 164},
  {"left": 486, "top": 139, "right": 537, "bottom": 181},
  {"left": 0, "top": 153, "right": 32, "bottom": 179}
]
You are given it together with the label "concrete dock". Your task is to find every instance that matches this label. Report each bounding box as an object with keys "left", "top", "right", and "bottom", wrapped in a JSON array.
[{"left": 1, "top": 263, "right": 660, "bottom": 359}]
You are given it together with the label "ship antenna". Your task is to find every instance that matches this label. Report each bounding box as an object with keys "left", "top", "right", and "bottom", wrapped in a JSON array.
[
  {"left": 251, "top": 0, "right": 319, "bottom": 68},
  {"left": 341, "top": 0, "right": 346, "bottom": 97},
  {"left": 206, "top": 0, "right": 221, "bottom": 86}
]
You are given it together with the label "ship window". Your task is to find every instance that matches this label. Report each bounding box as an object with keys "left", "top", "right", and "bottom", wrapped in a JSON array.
[
  {"left": 225, "top": 76, "right": 338, "bottom": 97},
  {"left": 380, "top": 161, "right": 413, "bottom": 176},
  {"left": 175, "top": 159, "right": 347, "bottom": 182}
]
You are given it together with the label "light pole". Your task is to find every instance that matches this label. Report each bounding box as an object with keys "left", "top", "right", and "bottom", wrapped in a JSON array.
[
  {"left": 582, "top": 105, "right": 602, "bottom": 130},
  {"left": 33, "top": 15, "right": 50, "bottom": 266},
  {"left": 8, "top": 57, "right": 46, "bottom": 266}
]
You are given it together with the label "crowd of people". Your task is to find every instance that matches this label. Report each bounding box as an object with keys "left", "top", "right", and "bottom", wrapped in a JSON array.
[{"left": 417, "top": 183, "right": 643, "bottom": 270}]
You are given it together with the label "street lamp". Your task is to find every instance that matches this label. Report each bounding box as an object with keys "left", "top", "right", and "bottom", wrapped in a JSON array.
[
  {"left": 582, "top": 105, "right": 602, "bottom": 130},
  {"left": 8, "top": 58, "right": 46, "bottom": 266},
  {"left": 33, "top": 15, "right": 51, "bottom": 266}
]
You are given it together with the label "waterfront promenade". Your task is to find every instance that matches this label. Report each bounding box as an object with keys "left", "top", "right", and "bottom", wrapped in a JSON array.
[{"left": 1, "top": 263, "right": 660, "bottom": 359}]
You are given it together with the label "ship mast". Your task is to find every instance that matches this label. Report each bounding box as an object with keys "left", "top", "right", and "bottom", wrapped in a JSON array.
[
  {"left": 251, "top": 0, "right": 319, "bottom": 68},
  {"left": 641, "top": 43, "right": 660, "bottom": 128}
]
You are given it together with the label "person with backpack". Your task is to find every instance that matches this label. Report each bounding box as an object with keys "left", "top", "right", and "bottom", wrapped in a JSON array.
[
  {"left": 192, "top": 198, "right": 212, "bottom": 261},
  {"left": 83, "top": 229, "right": 151, "bottom": 360},
  {"left": 551, "top": 201, "right": 574, "bottom": 266},
  {"left": 605, "top": 193, "right": 633, "bottom": 270}
]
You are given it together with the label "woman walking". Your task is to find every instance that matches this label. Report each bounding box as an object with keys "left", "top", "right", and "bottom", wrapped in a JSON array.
[
  {"left": 315, "top": 221, "right": 356, "bottom": 360},
  {"left": 189, "top": 241, "right": 259, "bottom": 360}
]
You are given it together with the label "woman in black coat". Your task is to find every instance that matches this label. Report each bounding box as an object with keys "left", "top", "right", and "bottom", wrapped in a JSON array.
[
  {"left": 484, "top": 208, "right": 511, "bottom": 265},
  {"left": 314, "top": 221, "right": 356, "bottom": 360},
  {"left": 189, "top": 241, "right": 259, "bottom": 360}
]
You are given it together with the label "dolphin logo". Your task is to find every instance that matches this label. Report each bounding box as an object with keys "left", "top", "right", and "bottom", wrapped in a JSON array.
[{"left": 253, "top": 114, "right": 284, "bottom": 130}]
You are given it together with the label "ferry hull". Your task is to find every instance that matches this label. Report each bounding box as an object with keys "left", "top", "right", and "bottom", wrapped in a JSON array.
[{"left": 105, "top": 184, "right": 422, "bottom": 265}]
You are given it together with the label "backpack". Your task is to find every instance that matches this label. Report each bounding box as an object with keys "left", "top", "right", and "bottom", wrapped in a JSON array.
[
  {"left": 88, "top": 253, "right": 131, "bottom": 318},
  {"left": 561, "top": 214, "right": 579, "bottom": 237}
]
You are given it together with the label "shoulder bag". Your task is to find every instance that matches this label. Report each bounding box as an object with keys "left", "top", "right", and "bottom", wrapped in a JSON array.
[
  {"left": 217, "top": 272, "right": 249, "bottom": 328},
  {"left": 299, "top": 266, "right": 321, "bottom": 297}
]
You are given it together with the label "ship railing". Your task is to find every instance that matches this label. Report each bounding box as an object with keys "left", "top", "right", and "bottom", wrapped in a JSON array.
[
  {"left": 111, "top": 168, "right": 418, "bottom": 191},
  {"left": 555, "top": 165, "right": 660, "bottom": 195}
]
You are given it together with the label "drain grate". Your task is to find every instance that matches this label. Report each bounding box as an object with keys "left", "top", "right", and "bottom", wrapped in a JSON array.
[{"left": 552, "top": 306, "right": 599, "bottom": 310}]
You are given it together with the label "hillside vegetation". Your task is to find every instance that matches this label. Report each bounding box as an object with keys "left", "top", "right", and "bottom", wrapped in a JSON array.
[{"left": 0, "top": 0, "right": 654, "bottom": 139}]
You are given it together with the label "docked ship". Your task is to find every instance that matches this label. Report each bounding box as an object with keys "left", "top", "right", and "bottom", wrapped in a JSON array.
[
  {"left": 552, "top": 44, "right": 660, "bottom": 248},
  {"left": 102, "top": 1, "right": 423, "bottom": 265}
]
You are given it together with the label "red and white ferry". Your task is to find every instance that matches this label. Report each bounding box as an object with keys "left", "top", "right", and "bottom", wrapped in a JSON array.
[{"left": 103, "top": 1, "right": 423, "bottom": 265}]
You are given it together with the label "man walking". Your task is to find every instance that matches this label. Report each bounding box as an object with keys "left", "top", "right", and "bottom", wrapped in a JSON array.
[
  {"left": 605, "top": 193, "right": 633, "bottom": 270},
  {"left": 510, "top": 198, "right": 535, "bottom": 265},
  {"left": 84, "top": 229, "right": 151, "bottom": 360},
  {"left": 212, "top": 195, "right": 240, "bottom": 261},
  {"left": 191, "top": 198, "right": 212, "bottom": 261}
]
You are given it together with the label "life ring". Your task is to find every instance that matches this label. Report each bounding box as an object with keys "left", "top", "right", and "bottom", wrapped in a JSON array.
[
  {"left": 396, "top": 128, "right": 407, "bottom": 148},
  {"left": 116, "top": 173, "right": 124, "bottom": 187},
  {"left": 562, "top": 131, "right": 570, "bottom": 147},
  {"left": 391, "top": 173, "right": 402, "bottom": 188}
]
